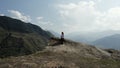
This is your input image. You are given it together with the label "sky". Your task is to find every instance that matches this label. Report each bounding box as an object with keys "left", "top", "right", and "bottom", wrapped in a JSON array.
[{"left": 0, "top": 0, "right": 120, "bottom": 35}]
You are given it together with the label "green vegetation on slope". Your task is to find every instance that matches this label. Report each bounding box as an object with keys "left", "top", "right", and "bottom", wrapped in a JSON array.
[{"left": 0, "top": 16, "right": 53, "bottom": 58}]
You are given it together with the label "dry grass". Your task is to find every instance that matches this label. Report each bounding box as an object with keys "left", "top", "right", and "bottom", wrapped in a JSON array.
[{"left": 0, "top": 38, "right": 120, "bottom": 68}]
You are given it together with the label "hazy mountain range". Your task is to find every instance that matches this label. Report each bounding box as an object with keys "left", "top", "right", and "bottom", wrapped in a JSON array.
[
  {"left": 51, "top": 30, "right": 120, "bottom": 50},
  {"left": 93, "top": 34, "right": 120, "bottom": 50}
]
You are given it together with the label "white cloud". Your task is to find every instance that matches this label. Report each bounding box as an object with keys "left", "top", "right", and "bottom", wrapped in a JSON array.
[
  {"left": 58, "top": 1, "right": 101, "bottom": 33},
  {"left": 97, "top": 7, "right": 120, "bottom": 30},
  {"left": 36, "top": 17, "right": 44, "bottom": 20},
  {"left": 56, "top": 1, "right": 120, "bottom": 34},
  {"left": 0, "top": 14, "right": 4, "bottom": 16},
  {"left": 8, "top": 10, "right": 31, "bottom": 22},
  {"left": 36, "top": 17, "right": 54, "bottom": 30},
  {"left": 94, "top": 0, "right": 102, "bottom": 2}
]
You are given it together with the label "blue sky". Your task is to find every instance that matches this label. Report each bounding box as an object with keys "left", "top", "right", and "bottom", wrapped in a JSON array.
[
  {"left": 1, "top": 0, "right": 120, "bottom": 35},
  {"left": 0, "top": 0, "right": 56, "bottom": 20}
]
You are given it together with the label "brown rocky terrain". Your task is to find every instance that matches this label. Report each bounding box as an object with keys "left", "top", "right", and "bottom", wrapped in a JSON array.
[{"left": 0, "top": 37, "right": 120, "bottom": 68}]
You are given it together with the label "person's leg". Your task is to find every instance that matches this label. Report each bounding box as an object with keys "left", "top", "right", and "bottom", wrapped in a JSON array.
[{"left": 61, "top": 38, "right": 64, "bottom": 44}]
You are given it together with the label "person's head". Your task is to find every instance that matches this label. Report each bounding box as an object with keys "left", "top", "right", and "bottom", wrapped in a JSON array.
[{"left": 61, "top": 32, "right": 64, "bottom": 34}]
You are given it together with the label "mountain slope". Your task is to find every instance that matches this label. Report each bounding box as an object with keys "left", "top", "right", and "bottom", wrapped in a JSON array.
[
  {"left": 0, "top": 16, "right": 53, "bottom": 58},
  {"left": 93, "top": 34, "right": 120, "bottom": 49},
  {"left": 0, "top": 38, "right": 120, "bottom": 68},
  {"left": 0, "top": 16, "right": 53, "bottom": 38},
  {"left": 47, "top": 37, "right": 111, "bottom": 59}
]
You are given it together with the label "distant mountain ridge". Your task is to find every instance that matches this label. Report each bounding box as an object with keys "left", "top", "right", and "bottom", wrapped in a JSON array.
[
  {"left": 0, "top": 16, "right": 53, "bottom": 58},
  {"left": 93, "top": 34, "right": 120, "bottom": 50},
  {"left": 65, "top": 30, "right": 120, "bottom": 44}
]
